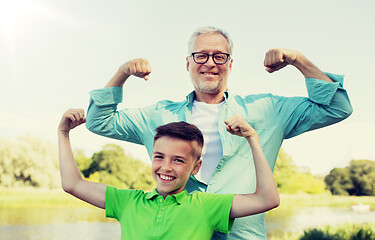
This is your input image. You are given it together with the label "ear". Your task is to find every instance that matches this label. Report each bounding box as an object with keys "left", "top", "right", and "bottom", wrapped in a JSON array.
[
  {"left": 186, "top": 57, "right": 190, "bottom": 72},
  {"left": 191, "top": 159, "right": 202, "bottom": 175},
  {"left": 229, "top": 58, "right": 233, "bottom": 72}
]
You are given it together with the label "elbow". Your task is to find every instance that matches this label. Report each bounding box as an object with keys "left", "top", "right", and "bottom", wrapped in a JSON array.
[
  {"left": 272, "top": 195, "right": 280, "bottom": 209},
  {"left": 345, "top": 104, "right": 353, "bottom": 119},
  {"left": 332, "top": 94, "right": 354, "bottom": 121},
  {"left": 85, "top": 116, "right": 109, "bottom": 136},
  {"left": 338, "top": 101, "right": 353, "bottom": 120},
  {"left": 61, "top": 179, "right": 80, "bottom": 195},
  {"left": 62, "top": 183, "right": 74, "bottom": 195},
  {"left": 265, "top": 193, "right": 280, "bottom": 211}
]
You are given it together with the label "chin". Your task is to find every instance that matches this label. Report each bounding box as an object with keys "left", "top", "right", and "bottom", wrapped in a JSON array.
[{"left": 195, "top": 82, "right": 221, "bottom": 94}]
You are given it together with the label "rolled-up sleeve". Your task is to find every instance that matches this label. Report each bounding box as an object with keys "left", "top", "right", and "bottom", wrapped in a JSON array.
[
  {"left": 85, "top": 87, "right": 149, "bottom": 145},
  {"left": 276, "top": 72, "right": 353, "bottom": 139}
]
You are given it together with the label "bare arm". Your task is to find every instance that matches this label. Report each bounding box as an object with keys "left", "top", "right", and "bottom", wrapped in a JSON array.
[
  {"left": 58, "top": 109, "right": 106, "bottom": 209},
  {"left": 264, "top": 48, "right": 333, "bottom": 83},
  {"left": 105, "top": 58, "right": 152, "bottom": 87},
  {"left": 225, "top": 115, "right": 280, "bottom": 219}
]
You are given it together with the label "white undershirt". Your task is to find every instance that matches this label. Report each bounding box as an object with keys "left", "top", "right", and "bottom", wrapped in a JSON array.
[{"left": 191, "top": 100, "right": 224, "bottom": 184}]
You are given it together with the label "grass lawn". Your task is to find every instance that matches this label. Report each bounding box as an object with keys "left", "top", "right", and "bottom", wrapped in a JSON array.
[
  {"left": 0, "top": 187, "right": 93, "bottom": 208},
  {"left": 1, "top": 187, "right": 374, "bottom": 209}
]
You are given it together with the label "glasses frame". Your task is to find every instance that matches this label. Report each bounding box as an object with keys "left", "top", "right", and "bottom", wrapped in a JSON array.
[{"left": 190, "top": 52, "right": 231, "bottom": 65}]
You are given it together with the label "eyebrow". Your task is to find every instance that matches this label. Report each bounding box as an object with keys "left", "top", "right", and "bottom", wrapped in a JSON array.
[
  {"left": 197, "top": 50, "right": 227, "bottom": 54},
  {"left": 152, "top": 151, "right": 188, "bottom": 160}
]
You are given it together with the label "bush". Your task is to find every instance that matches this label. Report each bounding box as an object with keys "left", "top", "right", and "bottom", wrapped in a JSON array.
[{"left": 299, "top": 224, "right": 375, "bottom": 240}]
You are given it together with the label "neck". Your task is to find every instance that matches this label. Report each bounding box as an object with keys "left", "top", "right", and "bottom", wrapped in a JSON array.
[{"left": 194, "top": 91, "right": 225, "bottom": 104}]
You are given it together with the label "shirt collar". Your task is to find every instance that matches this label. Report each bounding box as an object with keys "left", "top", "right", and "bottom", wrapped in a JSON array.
[
  {"left": 186, "top": 90, "right": 230, "bottom": 107},
  {"left": 145, "top": 188, "right": 160, "bottom": 200},
  {"left": 144, "top": 189, "right": 189, "bottom": 204}
]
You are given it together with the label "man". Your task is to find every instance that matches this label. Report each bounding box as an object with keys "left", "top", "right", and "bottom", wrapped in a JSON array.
[{"left": 86, "top": 26, "right": 352, "bottom": 239}]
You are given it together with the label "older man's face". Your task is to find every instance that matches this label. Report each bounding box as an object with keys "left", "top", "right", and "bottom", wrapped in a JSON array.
[{"left": 186, "top": 33, "right": 233, "bottom": 97}]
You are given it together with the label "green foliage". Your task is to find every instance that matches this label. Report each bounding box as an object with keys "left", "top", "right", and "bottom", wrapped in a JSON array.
[
  {"left": 325, "top": 160, "right": 375, "bottom": 196},
  {"left": 0, "top": 135, "right": 60, "bottom": 188},
  {"left": 299, "top": 224, "right": 375, "bottom": 240},
  {"left": 274, "top": 148, "right": 297, "bottom": 188},
  {"left": 325, "top": 168, "right": 353, "bottom": 195},
  {"left": 349, "top": 160, "right": 375, "bottom": 196},
  {"left": 300, "top": 229, "right": 339, "bottom": 240},
  {"left": 74, "top": 149, "right": 92, "bottom": 172},
  {"left": 81, "top": 144, "right": 155, "bottom": 191},
  {"left": 0, "top": 135, "right": 155, "bottom": 191},
  {"left": 274, "top": 149, "right": 325, "bottom": 194}
]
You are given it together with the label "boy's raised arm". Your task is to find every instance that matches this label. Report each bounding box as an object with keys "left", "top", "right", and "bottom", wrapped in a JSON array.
[
  {"left": 58, "top": 109, "right": 107, "bottom": 209},
  {"left": 225, "top": 115, "right": 280, "bottom": 219}
]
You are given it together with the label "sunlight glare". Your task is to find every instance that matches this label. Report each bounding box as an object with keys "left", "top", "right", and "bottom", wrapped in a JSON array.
[{"left": 0, "top": 0, "right": 37, "bottom": 31}]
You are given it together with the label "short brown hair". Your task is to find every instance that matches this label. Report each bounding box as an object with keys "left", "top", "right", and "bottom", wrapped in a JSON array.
[{"left": 154, "top": 122, "right": 204, "bottom": 160}]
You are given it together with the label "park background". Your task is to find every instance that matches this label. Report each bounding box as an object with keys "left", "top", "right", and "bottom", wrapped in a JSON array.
[{"left": 1, "top": 0, "right": 374, "bottom": 239}]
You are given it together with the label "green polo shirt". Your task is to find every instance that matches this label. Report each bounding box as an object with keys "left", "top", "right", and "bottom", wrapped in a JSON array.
[{"left": 106, "top": 186, "right": 235, "bottom": 240}]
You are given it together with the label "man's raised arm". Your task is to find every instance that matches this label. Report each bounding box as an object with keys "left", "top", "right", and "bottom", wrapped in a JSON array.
[
  {"left": 225, "top": 115, "right": 280, "bottom": 219},
  {"left": 264, "top": 48, "right": 332, "bottom": 82},
  {"left": 85, "top": 59, "right": 152, "bottom": 144},
  {"left": 106, "top": 58, "right": 151, "bottom": 87},
  {"left": 263, "top": 48, "right": 353, "bottom": 139}
]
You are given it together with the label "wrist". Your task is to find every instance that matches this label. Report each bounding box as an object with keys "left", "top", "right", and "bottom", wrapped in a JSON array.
[
  {"left": 106, "top": 69, "right": 130, "bottom": 88},
  {"left": 58, "top": 129, "right": 70, "bottom": 137}
]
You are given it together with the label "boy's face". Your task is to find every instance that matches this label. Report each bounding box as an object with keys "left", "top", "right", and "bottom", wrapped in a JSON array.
[{"left": 152, "top": 136, "right": 202, "bottom": 198}]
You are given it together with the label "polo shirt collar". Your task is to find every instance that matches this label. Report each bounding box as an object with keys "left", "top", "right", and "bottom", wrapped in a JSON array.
[
  {"left": 144, "top": 189, "right": 189, "bottom": 204},
  {"left": 145, "top": 188, "right": 160, "bottom": 200}
]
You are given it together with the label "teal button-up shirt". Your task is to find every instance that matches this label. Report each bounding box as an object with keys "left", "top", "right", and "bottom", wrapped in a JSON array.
[{"left": 87, "top": 72, "right": 352, "bottom": 240}]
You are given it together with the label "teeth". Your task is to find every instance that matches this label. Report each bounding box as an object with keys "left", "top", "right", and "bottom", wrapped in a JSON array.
[
  {"left": 159, "top": 174, "right": 174, "bottom": 181},
  {"left": 203, "top": 73, "right": 216, "bottom": 75}
]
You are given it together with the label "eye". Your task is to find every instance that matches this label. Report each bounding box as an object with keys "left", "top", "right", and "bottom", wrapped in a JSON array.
[
  {"left": 195, "top": 53, "right": 207, "bottom": 59},
  {"left": 214, "top": 54, "right": 227, "bottom": 62},
  {"left": 174, "top": 158, "right": 184, "bottom": 163},
  {"left": 153, "top": 155, "right": 164, "bottom": 160},
  {"left": 214, "top": 54, "right": 224, "bottom": 60}
]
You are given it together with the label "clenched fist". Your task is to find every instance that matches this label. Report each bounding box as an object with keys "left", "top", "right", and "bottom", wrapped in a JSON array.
[
  {"left": 264, "top": 49, "right": 300, "bottom": 73},
  {"left": 120, "top": 58, "right": 152, "bottom": 80}
]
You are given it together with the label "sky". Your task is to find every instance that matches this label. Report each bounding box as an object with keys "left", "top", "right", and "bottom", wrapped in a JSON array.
[{"left": 1, "top": 0, "right": 374, "bottom": 175}]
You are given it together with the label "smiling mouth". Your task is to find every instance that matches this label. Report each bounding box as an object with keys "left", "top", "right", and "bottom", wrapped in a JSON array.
[
  {"left": 158, "top": 174, "right": 175, "bottom": 181},
  {"left": 201, "top": 72, "right": 218, "bottom": 76}
]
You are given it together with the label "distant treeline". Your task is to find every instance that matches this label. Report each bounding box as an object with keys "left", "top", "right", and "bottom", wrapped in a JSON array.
[
  {"left": 0, "top": 135, "right": 154, "bottom": 191},
  {"left": 0, "top": 135, "right": 374, "bottom": 196}
]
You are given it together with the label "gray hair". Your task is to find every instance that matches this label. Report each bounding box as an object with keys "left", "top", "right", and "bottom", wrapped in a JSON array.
[{"left": 187, "top": 26, "right": 233, "bottom": 55}]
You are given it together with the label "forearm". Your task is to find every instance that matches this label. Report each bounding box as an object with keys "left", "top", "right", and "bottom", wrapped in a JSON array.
[
  {"left": 229, "top": 136, "right": 280, "bottom": 219},
  {"left": 246, "top": 136, "right": 279, "bottom": 204},
  {"left": 58, "top": 130, "right": 106, "bottom": 209},
  {"left": 105, "top": 68, "right": 131, "bottom": 87},
  {"left": 292, "top": 53, "right": 333, "bottom": 82},
  {"left": 58, "top": 131, "right": 84, "bottom": 193}
]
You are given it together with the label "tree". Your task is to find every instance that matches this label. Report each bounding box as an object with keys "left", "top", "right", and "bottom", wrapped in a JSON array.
[
  {"left": 273, "top": 148, "right": 325, "bottom": 194},
  {"left": 274, "top": 148, "right": 297, "bottom": 189},
  {"left": 325, "top": 159, "right": 375, "bottom": 196},
  {"left": 349, "top": 160, "right": 375, "bottom": 196},
  {"left": 82, "top": 144, "right": 155, "bottom": 191},
  {"left": 325, "top": 167, "right": 353, "bottom": 195},
  {"left": 0, "top": 135, "right": 60, "bottom": 188}
]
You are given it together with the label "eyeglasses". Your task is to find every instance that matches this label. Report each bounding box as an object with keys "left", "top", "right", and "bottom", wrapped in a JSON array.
[{"left": 190, "top": 52, "right": 231, "bottom": 65}]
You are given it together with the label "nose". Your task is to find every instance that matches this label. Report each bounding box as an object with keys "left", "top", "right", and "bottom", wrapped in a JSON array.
[
  {"left": 161, "top": 160, "right": 173, "bottom": 171},
  {"left": 204, "top": 55, "right": 216, "bottom": 66}
]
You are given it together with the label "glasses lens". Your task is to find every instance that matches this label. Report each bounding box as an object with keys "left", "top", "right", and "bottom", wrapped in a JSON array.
[
  {"left": 193, "top": 53, "right": 208, "bottom": 63},
  {"left": 213, "top": 53, "right": 228, "bottom": 64}
]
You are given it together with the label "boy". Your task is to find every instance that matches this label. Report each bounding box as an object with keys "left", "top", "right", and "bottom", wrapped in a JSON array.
[{"left": 58, "top": 109, "right": 279, "bottom": 239}]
